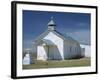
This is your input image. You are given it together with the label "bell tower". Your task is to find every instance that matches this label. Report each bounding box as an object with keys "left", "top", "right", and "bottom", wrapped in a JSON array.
[{"left": 48, "top": 17, "right": 56, "bottom": 30}]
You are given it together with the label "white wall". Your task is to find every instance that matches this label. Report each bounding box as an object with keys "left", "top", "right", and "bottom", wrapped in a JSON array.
[
  {"left": 80, "top": 44, "right": 91, "bottom": 57},
  {"left": 64, "top": 40, "right": 81, "bottom": 59},
  {"left": 37, "top": 45, "right": 47, "bottom": 60},
  {"left": 37, "top": 32, "right": 64, "bottom": 60},
  {"left": 64, "top": 40, "right": 71, "bottom": 58},
  {"left": 44, "top": 32, "right": 64, "bottom": 59}
]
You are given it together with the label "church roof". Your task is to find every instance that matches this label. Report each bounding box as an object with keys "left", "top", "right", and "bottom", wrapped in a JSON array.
[
  {"left": 33, "top": 17, "right": 79, "bottom": 45},
  {"left": 55, "top": 30, "right": 78, "bottom": 42},
  {"left": 33, "top": 29, "right": 79, "bottom": 45}
]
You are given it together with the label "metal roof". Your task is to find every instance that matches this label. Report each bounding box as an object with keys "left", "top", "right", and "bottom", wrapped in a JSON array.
[{"left": 33, "top": 29, "right": 79, "bottom": 45}]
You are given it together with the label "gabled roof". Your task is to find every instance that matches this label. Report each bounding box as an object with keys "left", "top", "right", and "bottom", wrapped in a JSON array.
[
  {"left": 54, "top": 30, "right": 78, "bottom": 42},
  {"left": 33, "top": 29, "right": 79, "bottom": 45}
]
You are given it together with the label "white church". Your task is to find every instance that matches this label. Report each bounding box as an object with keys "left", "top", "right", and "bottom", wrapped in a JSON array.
[{"left": 31, "top": 17, "right": 84, "bottom": 61}]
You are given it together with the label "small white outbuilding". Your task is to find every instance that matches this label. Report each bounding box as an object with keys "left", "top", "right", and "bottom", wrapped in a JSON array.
[
  {"left": 80, "top": 44, "right": 90, "bottom": 57},
  {"left": 33, "top": 17, "right": 84, "bottom": 61}
]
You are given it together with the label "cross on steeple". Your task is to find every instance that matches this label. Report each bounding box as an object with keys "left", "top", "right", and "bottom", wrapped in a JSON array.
[{"left": 48, "top": 17, "right": 56, "bottom": 30}]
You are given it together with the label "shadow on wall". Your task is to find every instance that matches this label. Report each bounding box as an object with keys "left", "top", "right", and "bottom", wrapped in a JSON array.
[
  {"left": 81, "top": 48, "right": 85, "bottom": 57},
  {"left": 43, "top": 45, "right": 62, "bottom": 60},
  {"left": 64, "top": 46, "right": 85, "bottom": 60}
]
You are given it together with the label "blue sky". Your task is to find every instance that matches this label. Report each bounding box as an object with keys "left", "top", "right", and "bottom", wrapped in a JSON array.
[{"left": 23, "top": 10, "right": 91, "bottom": 49}]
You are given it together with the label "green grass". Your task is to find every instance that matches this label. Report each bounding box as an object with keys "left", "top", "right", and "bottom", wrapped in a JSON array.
[{"left": 23, "top": 57, "right": 91, "bottom": 69}]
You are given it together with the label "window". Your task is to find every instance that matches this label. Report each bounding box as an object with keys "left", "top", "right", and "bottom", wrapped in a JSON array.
[{"left": 70, "top": 47, "right": 71, "bottom": 52}]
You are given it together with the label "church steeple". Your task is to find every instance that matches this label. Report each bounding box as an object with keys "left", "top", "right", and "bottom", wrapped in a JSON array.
[{"left": 48, "top": 17, "right": 56, "bottom": 30}]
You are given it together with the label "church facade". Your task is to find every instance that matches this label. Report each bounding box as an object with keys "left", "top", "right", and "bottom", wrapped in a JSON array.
[{"left": 33, "top": 17, "right": 84, "bottom": 61}]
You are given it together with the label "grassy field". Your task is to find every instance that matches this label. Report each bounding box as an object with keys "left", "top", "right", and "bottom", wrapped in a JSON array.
[{"left": 23, "top": 57, "right": 90, "bottom": 69}]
